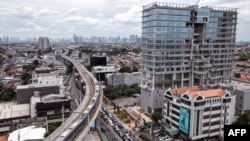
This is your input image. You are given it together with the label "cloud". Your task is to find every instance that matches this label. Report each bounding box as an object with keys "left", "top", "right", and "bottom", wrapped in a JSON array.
[
  {"left": 67, "top": 8, "right": 80, "bottom": 15},
  {"left": 25, "top": 21, "right": 37, "bottom": 27},
  {"left": 18, "top": 26, "right": 49, "bottom": 32},
  {"left": 64, "top": 16, "right": 99, "bottom": 25},
  {"left": 38, "top": 9, "right": 59, "bottom": 17},
  {"left": 34, "top": 26, "right": 49, "bottom": 32},
  {"left": 0, "top": 0, "right": 249, "bottom": 41},
  {"left": 16, "top": 6, "right": 36, "bottom": 19},
  {"left": 65, "top": 16, "right": 83, "bottom": 23},
  {"left": 96, "top": 12, "right": 103, "bottom": 17},
  {"left": 111, "top": 5, "right": 141, "bottom": 24},
  {"left": 114, "top": 4, "right": 130, "bottom": 9}
]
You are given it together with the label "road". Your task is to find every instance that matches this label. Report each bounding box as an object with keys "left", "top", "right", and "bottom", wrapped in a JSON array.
[
  {"left": 70, "top": 73, "right": 82, "bottom": 105},
  {"left": 96, "top": 116, "right": 120, "bottom": 141}
]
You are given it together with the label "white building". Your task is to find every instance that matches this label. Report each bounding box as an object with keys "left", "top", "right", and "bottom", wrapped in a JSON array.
[
  {"left": 92, "top": 65, "right": 116, "bottom": 73},
  {"left": 55, "top": 49, "right": 62, "bottom": 56},
  {"left": 32, "top": 72, "right": 64, "bottom": 96},
  {"left": 38, "top": 36, "right": 49, "bottom": 50},
  {"left": 163, "top": 86, "right": 235, "bottom": 140},
  {"left": 32, "top": 72, "right": 63, "bottom": 85},
  {"left": 44, "top": 55, "right": 55, "bottom": 65},
  {"left": 222, "top": 80, "right": 250, "bottom": 114},
  {"left": 8, "top": 126, "right": 46, "bottom": 141},
  {"left": 106, "top": 72, "right": 141, "bottom": 86}
]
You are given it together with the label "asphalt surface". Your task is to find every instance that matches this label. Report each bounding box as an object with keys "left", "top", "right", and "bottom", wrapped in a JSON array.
[
  {"left": 70, "top": 73, "right": 83, "bottom": 104},
  {"left": 96, "top": 116, "right": 120, "bottom": 141}
]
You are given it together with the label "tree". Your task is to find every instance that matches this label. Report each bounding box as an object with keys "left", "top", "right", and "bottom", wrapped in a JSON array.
[
  {"left": 7, "top": 54, "right": 13, "bottom": 58},
  {"left": 0, "top": 87, "right": 16, "bottom": 101},
  {"left": 22, "top": 65, "right": 36, "bottom": 72},
  {"left": 86, "top": 65, "right": 92, "bottom": 72},
  {"left": 233, "top": 112, "right": 250, "bottom": 125},
  {"left": 103, "top": 84, "right": 140, "bottom": 100},
  {"left": 4, "top": 67, "right": 11, "bottom": 72},
  {"left": 21, "top": 72, "right": 31, "bottom": 85},
  {"left": 133, "top": 48, "right": 141, "bottom": 54},
  {"left": 66, "top": 63, "right": 73, "bottom": 74},
  {"left": 33, "top": 59, "right": 40, "bottom": 66},
  {"left": 150, "top": 112, "right": 163, "bottom": 138},
  {"left": 119, "top": 66, "right": 131, "bottom": 73},
  {"left": 132, "top": 66, "right": 139, "bottom": 72},
  {"left": 67, "top": 49, "right": 72, "bottom": 56},
  {"left": 235, "top": 73, "right": 241, "bottom": 78},
  {"left": 45, "top": 47, "right": 53, "bottom": 53}
]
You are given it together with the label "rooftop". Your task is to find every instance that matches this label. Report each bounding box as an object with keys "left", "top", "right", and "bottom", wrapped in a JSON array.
[
  {"left": 143, "top": 2, "right": 237, "bottom": 12},
  {"left": 221, "top": 80, "right": 250, "bottom": 91},
  {"left": 17, "top": 84, "right": 60, "bottom": 89},
  {"left": 0, "top": 103, "right": 30, "bottom": 121},
  {"left": 170, "top": 86, "right": 199, "bottom": 95},
  {"left": 8, "top": 126, "right": 46, "bottom": 141},
  {"left": 189, "top": 89, "right": 225, "bottom": 99},
  {"left": 169, "top": 86, "right": 227, "bottom": 99}
]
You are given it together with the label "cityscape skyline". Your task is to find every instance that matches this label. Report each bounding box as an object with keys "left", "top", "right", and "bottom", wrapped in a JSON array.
[{"left": 0, "top": 0, "right": 250, "bottom": 41}]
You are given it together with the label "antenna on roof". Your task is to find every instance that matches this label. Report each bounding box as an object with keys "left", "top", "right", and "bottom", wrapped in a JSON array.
[{"left": 196, "top": 0, "right": 201, "bottom": 5}]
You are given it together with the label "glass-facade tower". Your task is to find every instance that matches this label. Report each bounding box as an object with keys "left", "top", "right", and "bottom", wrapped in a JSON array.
[{"left": 140, "top": 2, "right": 237, "bottom": 114}]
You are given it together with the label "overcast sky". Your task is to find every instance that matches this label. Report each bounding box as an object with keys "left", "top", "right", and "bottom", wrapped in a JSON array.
[{"left": 0, "top": 0, "right": 249, "bottom": 41}]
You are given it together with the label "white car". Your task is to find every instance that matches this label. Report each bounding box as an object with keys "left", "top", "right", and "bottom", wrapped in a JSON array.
[{"left": 160, "top": 136, "right": 170, "bottom": 141}]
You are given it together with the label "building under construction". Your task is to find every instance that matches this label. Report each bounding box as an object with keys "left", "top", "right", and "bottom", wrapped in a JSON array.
[{"left": 140, "top": 2, "right": 238, "bottom": 114}]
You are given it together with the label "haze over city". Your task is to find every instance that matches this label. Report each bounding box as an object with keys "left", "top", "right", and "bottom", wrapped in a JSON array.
[{"left": 0, "top": 0, "right": 250, "bottom": 41}]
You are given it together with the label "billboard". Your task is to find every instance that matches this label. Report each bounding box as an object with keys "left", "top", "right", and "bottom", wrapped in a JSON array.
[{"left": 179, "top": 107, "right": 190, "bottom": 134}]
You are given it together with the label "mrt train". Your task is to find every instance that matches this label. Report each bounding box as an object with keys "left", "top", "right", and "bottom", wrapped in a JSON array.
[{"left": 55, "top": 65, "right": 100, "bottom": 141}]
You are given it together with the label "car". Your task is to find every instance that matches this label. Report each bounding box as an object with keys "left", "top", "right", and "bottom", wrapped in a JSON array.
[
  {"left": 125, "top": 133, "right": 130, "bottom": 138},
  {"left": 118, "top": 130, "right": 124, "bottom": 137},
  {"left": 101, "top": 127, "right": 105, "bottom": 132},
  {"left": 159, "top": 136, "right": 169, "bottom": 141},
  {"left": 111, "top": 117, "right": 116, "bottom": 122},
  {"left": 153, "top": 129, "right": 161, "bottom": 134},
  {"left": 117, "top": 123, "right": 124, "bottom": 129},
  {"left": 158, "top": 134, "right": 166, "bottom": 140},
  {"left": 113, "top": 125, "right": 120, "bottom": 132},
  {"left": 127, "top": 137, "right": 133, "bottom": 141}
]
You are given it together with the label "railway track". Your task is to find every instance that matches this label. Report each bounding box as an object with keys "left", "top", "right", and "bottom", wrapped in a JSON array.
[{"left": 44, "top": 54, "right": 96, "bottom": 141}]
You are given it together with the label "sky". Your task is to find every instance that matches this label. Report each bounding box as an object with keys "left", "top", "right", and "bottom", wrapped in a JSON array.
[{"left": 0, "top": 0, "right": 249, "bottom": 41}]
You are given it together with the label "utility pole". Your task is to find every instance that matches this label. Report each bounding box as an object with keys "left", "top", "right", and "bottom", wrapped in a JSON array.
[
  {"left": 46, "top": 116, "right": 48, "bottom": 132},
  {"left": 62, "top": 104, "right": 64, "bottom": 123}
]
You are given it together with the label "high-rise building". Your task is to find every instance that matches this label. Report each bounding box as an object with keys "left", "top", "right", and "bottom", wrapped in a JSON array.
[
  {"left": 140, "top": 2, "right": 237, "bottom": 114},
  {"left": 38, "top": 36, "right": 49, "bottom": 50}
]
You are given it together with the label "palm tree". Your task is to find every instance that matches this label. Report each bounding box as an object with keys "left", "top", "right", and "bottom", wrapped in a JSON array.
[{"left": 150, "top": 112, "right": 163, "bottom": 139}]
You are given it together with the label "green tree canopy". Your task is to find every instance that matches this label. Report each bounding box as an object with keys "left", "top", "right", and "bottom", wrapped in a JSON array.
[
  {"left": 0, "top": 87, "right": 16, "bottom": 101},
  {"left": 22, "top": 64, "right": 36, "bottom": 72},
  {"left": 21, "top": 72, "right": 32, "bottom": 85},
  {"left": 103, "top": 84, "right": 140, "bottom": 100},
  {"left": 233, "top": 112, "right": 250, "bottom": 125},
  {"left": 33, "top": 59, "right": 40, "bottom": 66},
  {"left": 66, "top": 63, "right": 73, "bottom": 74},
  {"left": 132, "top": 66, "right": 139, "bottom": 72},
  {"left": 150, "top": 112, "right": 163, "bottom": 127},
  {"left": 119, "top": 66, "right": 131, "bottom": 73}
]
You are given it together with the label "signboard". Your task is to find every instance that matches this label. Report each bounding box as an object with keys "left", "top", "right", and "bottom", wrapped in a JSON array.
[{"left": 179, "top": 107, "right": 190, "bottom": 134}]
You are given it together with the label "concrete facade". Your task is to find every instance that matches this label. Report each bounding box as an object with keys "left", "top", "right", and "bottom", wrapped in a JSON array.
[
  {"left": 106, "top": 72, "right": 141, "bottom": 86},
  {"left": 163, "top": 87, "right": 235, "bottom": 140}
]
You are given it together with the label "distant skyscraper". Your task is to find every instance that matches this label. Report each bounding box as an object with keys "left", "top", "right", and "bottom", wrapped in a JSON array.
[
  {"left": 38, "top": 37, "right": 49, "bottom": 50},
  {"left": 140, "top": 2, "right": 237, "bottom": 114}
]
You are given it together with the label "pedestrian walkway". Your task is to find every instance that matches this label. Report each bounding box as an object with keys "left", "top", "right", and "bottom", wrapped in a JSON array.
[{"left": 83, "top": 131, "right": 102, "bottom": 141}]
